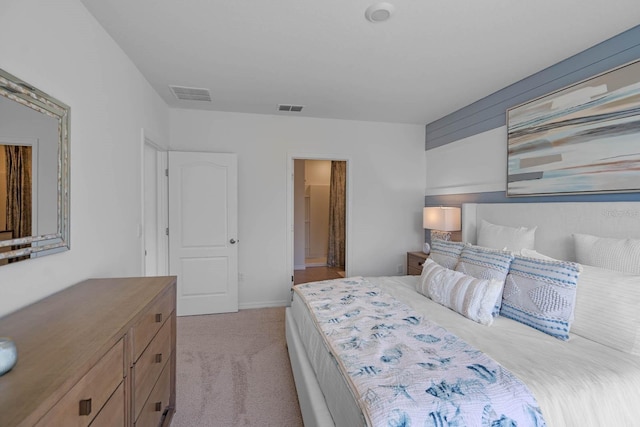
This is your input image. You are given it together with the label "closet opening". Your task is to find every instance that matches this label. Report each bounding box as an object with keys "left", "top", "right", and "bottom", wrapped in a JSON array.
[{"left": 290, "top": 158, "right": 348, "bottom": 285}]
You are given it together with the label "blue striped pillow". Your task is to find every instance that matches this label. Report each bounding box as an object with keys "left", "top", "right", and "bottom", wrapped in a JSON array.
[
  {"left": 430, "top": 239, "right": 465, "bottom": 270},
  {"left": 501, "top": 255, "right": 581, "bottom": 341},
  {"left": 455, "top": 245, "right": 514, "bottom": 315}
]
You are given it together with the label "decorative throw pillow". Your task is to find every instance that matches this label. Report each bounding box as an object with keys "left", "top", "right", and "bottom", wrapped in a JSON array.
[
  {"left": 571, "top": 265, "right": 640, "bottom": 355},
  {"left": 429, "top": 239, "right": 466, "bottom": 270},
  {"left": 418, "top": 259, "right": 504, "bottom": 326},
  {"left": 574, "top": 233, "right": 640, "bottom": 275},
  {"left": 455, "top": 245, "right": 515, "bottom": 315},
  {"left": 501, "top": 255, "right": 581, "bottom": 341},
  {"left": 477, "top": 219, "right": 536, "bottom": 252}
]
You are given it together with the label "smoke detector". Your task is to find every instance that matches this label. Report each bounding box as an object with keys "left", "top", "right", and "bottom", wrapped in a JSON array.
[
  {"left": 169, "top": 85, "right": 212, "bottom": 102},
  {"left": 365, "top": 2, "right": 395, "bottom": 23}
]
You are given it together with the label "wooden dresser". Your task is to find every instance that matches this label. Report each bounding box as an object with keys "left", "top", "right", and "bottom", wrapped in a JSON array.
[{"left": 0, "top": 276, "right": 177, "bottom": 427}]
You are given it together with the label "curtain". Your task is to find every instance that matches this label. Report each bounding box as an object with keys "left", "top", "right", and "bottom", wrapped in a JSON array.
[
  {"left": 327, "top": 161, "right": 346, "bottom": 268},
  {"left": 5, "top": 145, "right": 32, "bottom": 241}
]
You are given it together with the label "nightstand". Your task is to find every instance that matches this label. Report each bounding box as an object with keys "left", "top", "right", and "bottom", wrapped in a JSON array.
[{"left": 407, "top": 251, "right": 429, "bottom": 275}]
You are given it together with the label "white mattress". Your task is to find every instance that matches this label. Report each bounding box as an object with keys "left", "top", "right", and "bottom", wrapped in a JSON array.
[{"left": 290, "top": 275, "right": 640, "bottom": 427}]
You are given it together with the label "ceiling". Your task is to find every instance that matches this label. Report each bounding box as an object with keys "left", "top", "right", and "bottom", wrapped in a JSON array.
[{"left": 80, "top": 0, "right": 640, "bottom": 125}]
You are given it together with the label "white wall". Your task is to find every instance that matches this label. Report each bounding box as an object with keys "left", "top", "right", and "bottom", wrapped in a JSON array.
[
  {"left": 170, "top": 109, "right": 425, "bottom": 308},
  {"left": 306, "top": 184, "right": 330, "bottom": 260},
  {"left": 305, "top": 160, "right": 331, "bottom": 185},
  {"left": 425, "top": 126, "right": 507, "bottom": 195},
  {"left": 304, "top": 160, "right": 331, "bottom": 261},
  {"left": 0, "top": 0, "right": 170, "bottom": 317}
]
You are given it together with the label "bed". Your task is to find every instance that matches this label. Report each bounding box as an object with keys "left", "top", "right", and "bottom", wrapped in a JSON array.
[{"left": 285, "top": 202, "right": 640, "bottom": 426}]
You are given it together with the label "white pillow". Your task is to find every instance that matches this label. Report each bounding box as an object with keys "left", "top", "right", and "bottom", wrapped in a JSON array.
[
  {"left": 477, "top": 219, "right": 536, "bottom": 252},
  {"left": 571, "top": 265, "right": 640, "bottom": 355},
  {"left": 574, "top": 233, "right": 640, "bottom": 275},
  {"left": 519, "top": 248, "right": 556, "bottom": 261},
  {"left": 418, "top": 259, "right": 504, "bottom": 326}
]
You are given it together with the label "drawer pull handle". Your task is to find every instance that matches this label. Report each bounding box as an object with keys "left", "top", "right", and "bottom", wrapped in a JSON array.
[
  {"left": 155, "top": 401, "right": 162, "bottom": 412},
  {"left": 155, "top": 313, "right": 162, "bottom": 323},
  {"left": 79, "top": 398, "right": 92, "bottom": 416},
  {"left": 155, "top": 353, "right": 163, "bottom": 363}
]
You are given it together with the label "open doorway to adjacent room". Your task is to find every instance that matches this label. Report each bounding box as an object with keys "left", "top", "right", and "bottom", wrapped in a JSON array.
[
  {"left": 141, "top": 132, "right": 169, "bottom": 277},
  {"left": 291, "top": 158, "right": 348, "bottom": 285}
]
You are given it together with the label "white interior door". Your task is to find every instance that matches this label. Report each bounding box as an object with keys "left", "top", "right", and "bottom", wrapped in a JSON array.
[{"left": 169, "top": 151, "right": 238, "bottom": 316}]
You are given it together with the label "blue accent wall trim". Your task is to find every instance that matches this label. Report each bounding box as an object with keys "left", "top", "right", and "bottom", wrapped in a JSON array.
[
  {"left": 425, "top": 24, "right": 640, "bottom": 150},
  {"left": 425, "top": 191, "right": 640, "bottom": 208}
]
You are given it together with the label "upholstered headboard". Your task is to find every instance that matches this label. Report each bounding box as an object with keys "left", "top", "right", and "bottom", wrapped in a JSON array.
[{"left": 461, "top": 202, "right": 640, "bottom": 261}]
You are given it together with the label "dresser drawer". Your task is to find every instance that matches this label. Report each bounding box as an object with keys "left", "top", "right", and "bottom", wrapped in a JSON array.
[
  {"left": 36, "top": 339, "right": 124, "bottom": 427},
  {"left": 133, "top": 316, "right": 172, "bottom": 421},
  {"left": 134, "top": 360, "right": 171, "bottom": 427},
  {"left": 132, "top": 289, "right": 175, "bottom": 362},
  {"left": 89, "top": 381, "right": 125, "bottom": 427}
]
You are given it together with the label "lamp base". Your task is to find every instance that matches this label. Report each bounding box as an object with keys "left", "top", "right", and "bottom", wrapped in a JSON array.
[
  {"left": 0, "top": 338, "right": 17, "bottom": 376},
  {"left": 431, "top": 230, "right": 452, "bottom": 241}
]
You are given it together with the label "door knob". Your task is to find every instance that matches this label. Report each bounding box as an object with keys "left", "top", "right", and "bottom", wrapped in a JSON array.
[{"left": 230, "top": 239, "right": 238, "bottom": 244}]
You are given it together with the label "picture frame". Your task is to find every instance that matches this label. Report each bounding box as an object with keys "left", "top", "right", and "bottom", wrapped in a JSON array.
[{"left": 506, "top": 58, "right": 640, "bottom": 196}]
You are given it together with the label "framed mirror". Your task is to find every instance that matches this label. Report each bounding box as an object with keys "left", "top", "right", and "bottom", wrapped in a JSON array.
[{"left": 0, "top": 68, "right": 70, "bottom": 265}]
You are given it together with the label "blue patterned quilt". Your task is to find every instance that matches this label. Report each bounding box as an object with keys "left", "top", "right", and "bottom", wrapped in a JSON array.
[{"left": 294, "top": 277, "right": 546, "bottom": 427}]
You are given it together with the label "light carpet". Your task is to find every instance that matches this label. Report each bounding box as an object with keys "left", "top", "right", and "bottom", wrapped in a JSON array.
[{"left": 171, "top": 307, "right": 304, "bottom": 427}]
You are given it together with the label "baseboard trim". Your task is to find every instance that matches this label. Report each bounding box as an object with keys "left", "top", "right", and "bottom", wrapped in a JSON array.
[{"left": 239, "top": 300, "right": 291, "bottom": 310}]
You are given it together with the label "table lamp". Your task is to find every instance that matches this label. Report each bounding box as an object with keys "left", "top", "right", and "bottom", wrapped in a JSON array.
[{"left": 422, "top": 206, "right": 461, "bottom": 253}]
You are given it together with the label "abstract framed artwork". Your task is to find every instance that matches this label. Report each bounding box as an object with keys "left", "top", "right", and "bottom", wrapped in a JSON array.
[{"left": 507, "top": 59, "right": 640, "bottom": 196}]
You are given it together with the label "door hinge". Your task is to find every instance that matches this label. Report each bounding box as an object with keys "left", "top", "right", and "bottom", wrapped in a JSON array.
[
  {"left": 165, "top": 227, "right": 169, "bottom": 236},
  {"left": 165, "top": 168, "right": 169, "bottom": 177},
  {"left": 291, "top": 275, "right": 294, "bottom": 282}
]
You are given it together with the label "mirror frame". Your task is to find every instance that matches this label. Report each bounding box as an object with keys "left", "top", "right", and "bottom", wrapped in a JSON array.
[{"left": 0, "top": 68, "right": 70, "bottom": 262}]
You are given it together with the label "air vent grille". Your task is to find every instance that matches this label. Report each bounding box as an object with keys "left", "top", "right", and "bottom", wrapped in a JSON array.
[
  {"left": 278, "top": 104, "right": 304, "bottom": 112},
  {"left": 169, "top": 85, "right": 212, "bottom": 102}
]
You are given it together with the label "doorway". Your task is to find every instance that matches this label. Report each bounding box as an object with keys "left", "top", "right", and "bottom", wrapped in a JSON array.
[
  {"left": 290, "top": 157, "right": 349, "bottom": 285},
  {"left": 141, "top": 133, "right": 169, "bottom": 276}
]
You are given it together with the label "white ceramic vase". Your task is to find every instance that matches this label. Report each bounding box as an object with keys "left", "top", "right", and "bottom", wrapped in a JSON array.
[{"left": 0, "top": 337, "right": 17, "bottom": 375}]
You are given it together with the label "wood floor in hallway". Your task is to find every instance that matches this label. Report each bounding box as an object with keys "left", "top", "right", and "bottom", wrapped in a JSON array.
[{"left": 293, "top": 266, "right": 344, "bottom": 285}]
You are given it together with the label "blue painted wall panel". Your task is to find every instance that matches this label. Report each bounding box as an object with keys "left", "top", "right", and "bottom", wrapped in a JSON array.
[
  {"left": 425, "top": 191, "right": 640, "bottom": 209},
  {"left": 426, "top": 25, "right": 640, "bottom": 149}
]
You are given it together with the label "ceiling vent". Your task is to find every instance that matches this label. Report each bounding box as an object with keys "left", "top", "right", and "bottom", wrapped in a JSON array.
[
  {"left": 169, "top": 85, "right": 212, "bottom": 102},
  {"left": 278, "top": 104, "right": 304, "bottom": 112}
]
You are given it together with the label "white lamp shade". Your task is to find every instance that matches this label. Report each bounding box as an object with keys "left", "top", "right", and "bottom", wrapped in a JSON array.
[{"left": 423, "top": 207, "right": 461, "bottom": 231}]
